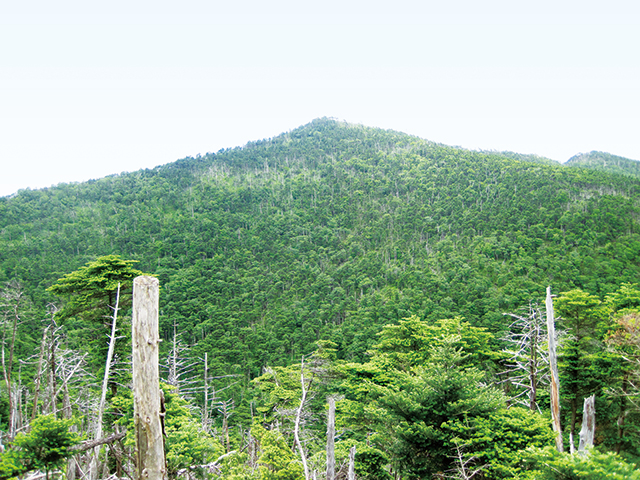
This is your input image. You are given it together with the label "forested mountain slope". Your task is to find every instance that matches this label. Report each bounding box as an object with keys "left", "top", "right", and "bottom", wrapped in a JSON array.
[
  {"left": 3, "top": 118, "right": 640, "bottom": 477},
  {"left": 2, "top": 118, "right": 640, "bottom": 376},
  {"left": 565, "top": 150, "right": 640, "bottom": 178}
]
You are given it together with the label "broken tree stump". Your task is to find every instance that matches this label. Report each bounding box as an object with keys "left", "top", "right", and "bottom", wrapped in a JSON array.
[
  {"left": 578, "top": 395, "right": 596, "bottom": 453},
  {"left": 132, "top": 276, "right": 166, "bottom": 480}
]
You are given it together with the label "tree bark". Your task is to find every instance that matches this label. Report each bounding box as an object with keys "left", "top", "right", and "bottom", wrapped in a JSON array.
[
  {"left": 348, "top": 445, "right": 356, "bottom": 480},
  {"left": 30, "top": 326, "right": 50, "bottom": 424},
  {"left": 545, "top": 286, "right": 564, "bottom": 452},
  {"left": 529, "top": 313, "right": 538, "bottom": 411},
  {"left": 294, "top": 357, "right": 310, "bottom": 480},
  {"left": 89, "top": 284, "right": 121, "bottom": 480},
  {"left": 326, "top": 397, "right": 335, "bottom": 480},
  {"left": 69, "top": 433, "right": 130, "bottom": 480},
  {"left": 48, "top": 326, "right": 57, "bottom": 417},
  {"left": 5, "top": 294, "right": 19, "bottom": 438},
  {"left": 578, "top": 394, "right": 596, "bottom": 453},
  {"left": 203, "top": 352, "right": 208, "bottom": 430},
  {"left": 132, "top": 276, "right": 166, "bottom": 480}
]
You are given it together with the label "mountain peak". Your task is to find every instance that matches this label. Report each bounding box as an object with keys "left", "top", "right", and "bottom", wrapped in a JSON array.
[{"left": 565, "top": 151, "right": 640, "bottom": 178}]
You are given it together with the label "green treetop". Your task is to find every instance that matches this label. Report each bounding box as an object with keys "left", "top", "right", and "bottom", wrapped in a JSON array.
[{"left": 46, "top": 255, "right": 145, "bottom": 323}]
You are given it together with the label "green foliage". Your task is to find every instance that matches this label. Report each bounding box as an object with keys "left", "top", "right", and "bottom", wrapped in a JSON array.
[
  {"left": 164, "top": 402, "right": 224, "bottom": 477},
  {"left": 0, "top": 449, "right": 25, "bottom": 480},
  {"left": 220, "top": 425, "right": 304, "bottom": 480},
  {"left": 445, "top": 406, "right": 555, "bottom": 478},
  {"left": 113, "top": 383, "right": 223, "bottom": 479},
  {"left": 370, "top": 337, "right": 505, "bottom": 478},
  {"left": 253, "top": 365, "right": 303, "bottom": 422},
  {"left": 3, "top": 119, "right": 640, "bottom": 476},
  {"left": 522, "top": 446, "right": 640, "bottom": 479},
  {"left": 604, "top": 312, "right": 640, "bottom": 458},
  {"left": 604, "top": 283, "right": 640, "bottom": 316},
  {"left": 46, "top": 254, "right": 145, "bottom": 322},
  {"left": 252, "top": 343, "right": 334, "bottom": 433},
  {"left": 555, "top": 289, "right": 608, "bottom": 445},
  {"left": 334, "top": 440, "right": 391, "bottom": 480},
  {"left": 3, "top": 118, "right": 640, "bottom": 390},
  {"left": 0, "top": 415, "right": 81, "bottom": 479},
  {"left": 45, "top": 254, "right": 146, "bottom": 386},
  {"left": 555, "top": 289, "right": 604, "bottom": 336},
  {"left": 373, "top": 315, "right": 500, "bottom": 372},
  {"left": 565, "top": 151, "right": 640, "bottom": 179},
  {"left": 255, "top": 425, "right": 304, "bottom": 480}
]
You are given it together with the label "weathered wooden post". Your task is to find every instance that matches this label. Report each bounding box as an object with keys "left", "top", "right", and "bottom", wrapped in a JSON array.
[
  {"left": 545, "top": 286, "right": 564, "bottom": 452},
  {"left": 132, "top": 276, "right": 166, "bottom": 480}
]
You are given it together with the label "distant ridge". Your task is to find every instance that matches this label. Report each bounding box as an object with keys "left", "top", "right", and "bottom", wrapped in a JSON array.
[
  {"left": 2, "top": 115, "right": 640, "bottom": 404},
  {"left": 564, "top": 151, "right": 640, "bottom": 178},
  {"left": 481, "top": 150, "right": 559, "bottom": 166}
]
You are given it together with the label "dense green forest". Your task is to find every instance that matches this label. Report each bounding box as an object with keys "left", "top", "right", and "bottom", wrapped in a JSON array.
[
  {"left": 565, "top": 151, "right": 640, "bottom": 178},
  {"left": 1, "top": 118, "right": 640, "bottom": 478}
]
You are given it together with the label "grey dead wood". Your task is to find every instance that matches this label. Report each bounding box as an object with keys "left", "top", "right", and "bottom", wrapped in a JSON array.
[
  {"left": 546, "top": 286, "right": 564, "bottom": 452},
  {"left": 132, "top": 276, "right": 166, "bottom": 480},
  {"left": 294, "top": 357, "right": 310, "bottom": 480},
  {"left": 578, "top": 395, "right": 596, "bottom": 453},
  {"left": 89, "top": 284, "right": 121, "bottom": 480},
  {"left": 348, "top": 445, "right": 356, "bottom": 480},
  {"left": 1, "top": 280, "right": 23, "bottom": 439},
  {"left": 326, "top": 397, "right": 336, "bottom": 480},
  {"left": 71, "top": 432, "right": 127, "bottom": 453}
]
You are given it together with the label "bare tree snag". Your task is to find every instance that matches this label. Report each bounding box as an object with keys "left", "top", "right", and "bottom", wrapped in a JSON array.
[
  {"left": 132, "top": 276, "right": 166, "bottom": 480},
  {"left": 501, "top": 304, "right": 550, "bottom": 411},
  {"left": 348, "top": 445, "right": 356, "bottom": 480},
  {"left": 1, "top": 280, "right": 23, "bottom": 439},
  {"left": 294, "top": 357, "right": 310, "bottom": 480},
  {"left": 203, "top": 352, "right": 209, "bottom": 430},
  {"left": 49, "top": 326, "right": 58, "bottom": 417},
  {"left": 89, "top": 284, "right": 121, "bottom": 480},
  {"left": 326, "top": 397, "right": 335, "bottom": 480},
  {"left": 30, "top": 325, "right": 50, "bottom": 423},
  {"left": 578, "top": 395, "right": 596, "bottom": 453},
  {"left": 448, "top": 443, "right": 488, "bottom": 480},
  {"left": 216, "top": 398, "right": 234, "bottom": 453},
  {"left": 71, "top": 432, "right": 127, "bottom": 453},
  {"left": 545, "top": 286, "right": 564, "bottom": 452}
]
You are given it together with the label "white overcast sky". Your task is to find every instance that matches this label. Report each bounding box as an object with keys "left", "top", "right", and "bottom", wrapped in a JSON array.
[{"left": 1, "top": 0, "right": 639, "bottom": 197}]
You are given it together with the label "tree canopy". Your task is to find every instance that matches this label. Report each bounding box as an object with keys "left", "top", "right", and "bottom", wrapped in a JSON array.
[
  {"left": 46, "top": 254, "right": 145, "bottom": 322},
  {"left": 1, "top": 118, "right": 640, "bottom": 477}
]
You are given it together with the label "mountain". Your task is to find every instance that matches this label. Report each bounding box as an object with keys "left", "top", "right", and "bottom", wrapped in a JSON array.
[
  {"left": 2, "top": 118, "right": 640, "bottom": 377},
  {"left": 481, "top": 150, "right": 559, "bottom": 166},
  {"left": 565, "top": 150, "right": 640, "bottom": 178},
  {"left": 4, "top": 117, "right": 640, "bottom": 477}
]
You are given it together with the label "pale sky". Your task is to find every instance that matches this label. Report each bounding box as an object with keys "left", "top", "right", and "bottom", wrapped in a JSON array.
[{"left": 1, "top": 0, "right": 639, "bottom": 197}]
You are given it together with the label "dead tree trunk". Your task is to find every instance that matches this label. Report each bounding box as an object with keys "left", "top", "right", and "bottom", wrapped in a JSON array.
[
  {"left": 545, "top": 286, "right": 564, "bottom": 452},
  {"left": 294, "top": 357, "right": 310, "bottom": 480},
  {"left": 89, "top": 284, "right": 121, "bottom": 480},
  {"left": 578, "top": 395, "right": 596, "bottom": 453},
  {"left": 48, "top": 325, "right": 58, "bottom": 417},
  {"left": 348, "top": 445, "right": 356, "bottom": 480},
  {"left": 326, "top": 397, "right": 335, "bottom": 480},
  {"left": 203, "top": 352, "right": 209, "bottom": 430},
  {"left": 501, "top": 304, "right": 549, "bottom": 411},
  {"left": 31, "top": 326, "right": 50, "bottom": 423},
  {"left": 5, "top": 296, "right": 19, "bottom": 437},
  {"left": 132, "top": 276, "right": 166, "bottom": 480},
  {"left": 1, "top": 281, "right": 23, "bottom": 440}
]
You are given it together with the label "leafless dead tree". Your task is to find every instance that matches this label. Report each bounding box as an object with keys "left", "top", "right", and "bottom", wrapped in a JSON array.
[{"left": 500, "top": 302, "right": 550, "bottom": 412}]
